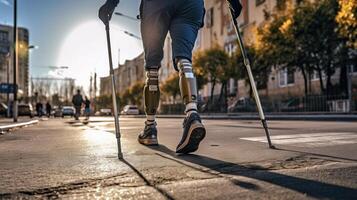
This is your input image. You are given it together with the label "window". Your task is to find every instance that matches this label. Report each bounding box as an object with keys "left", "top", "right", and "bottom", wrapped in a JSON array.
[
  {"left": 206, "top": 8, "right": 214, "bottom": 28},
  {"left": 279, "top": 68, "right": 295, "bottom": 87},
  {"left": 256, "top": 0, "right": 265, "bottom": 6},
  {"left": 225, "top": 43, "right": 236, "bottom": 56},
  {"left": 311, "top": 70, "right": 327, "bottom": 80},
  {"left": 0, "top": 46, "right": 9, "bottom": 54},
  {"left": 353, "top": 65, "right": 357, "bottom": 73},
  {"left": 0, "top": 31, "right": 8, "bottom": 42},
  {"left": 227, "top": 78, "right": 238, "bottom": 95}
]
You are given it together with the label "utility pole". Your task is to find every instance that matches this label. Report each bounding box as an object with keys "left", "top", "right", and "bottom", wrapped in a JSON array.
[
  {"left": 6, "top": 53, "right": 10, "bottom": 117},
  {"left": 13, "top": 0, "right": 18, "bottom": 122}
]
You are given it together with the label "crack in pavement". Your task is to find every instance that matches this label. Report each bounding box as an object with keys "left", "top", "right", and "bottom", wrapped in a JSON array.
[{"left": 0, "top": 172, "right": 139, "bottom": 198}]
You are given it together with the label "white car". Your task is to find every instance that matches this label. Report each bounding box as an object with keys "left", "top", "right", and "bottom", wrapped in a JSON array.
[
  {"left": 100, "top": 108, "right": 112, "bottom": 116},
  {"left": 121, "top": 105, "right": 139, "bottom": 115}
]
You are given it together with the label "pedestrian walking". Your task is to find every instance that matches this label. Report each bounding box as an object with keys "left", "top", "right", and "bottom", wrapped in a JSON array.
[
  {"left": 36, "top": 102, "right": 43, "bottom": 117},
  {"left": 99, "top": 0, "right": 244, "bottom": 154},
  {"left": 84, "top": 96, "right": 91, "bottom": 120},
  {"left": 46, "top": 101, "right": 52, "bottom": 118},
  {"left": 72, "top": 90, "right": 83, "bottom": 120}
]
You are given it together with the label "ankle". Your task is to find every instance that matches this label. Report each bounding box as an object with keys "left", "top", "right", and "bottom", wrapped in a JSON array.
[
  {"left": 185, "top": 109, "right": 198, "bottom": 117},
  {"left": 146, "top": 115, "right": 156, "bottom": 125},
  {"left": 145, "top": 120, "right": 156, "bottom": 126},
  {"left": 185, "top": 102, "right": 198, "bottom": 115}
]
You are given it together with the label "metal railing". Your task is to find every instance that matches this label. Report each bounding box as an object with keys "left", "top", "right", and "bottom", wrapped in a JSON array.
[{"left": 158, "top": 94, "right": 357, "bottom": 114}]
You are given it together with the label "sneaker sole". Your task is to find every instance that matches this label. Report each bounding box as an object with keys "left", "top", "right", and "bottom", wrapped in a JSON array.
[
  {"left": 138, "top": 138, "right": 158, "bottom": 146},
  {"left": 176, "top": 122, "right": 206, "bottom": 154}
]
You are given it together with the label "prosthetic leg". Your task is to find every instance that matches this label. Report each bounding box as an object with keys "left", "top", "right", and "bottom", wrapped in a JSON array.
[
  {"left": 138, "top": 69, "right": 160, "bottom": 146},
  {"left": 177, "top": 59, "right": 198, "bottom": 112},
  {"left": 176, "top": 58, "right": 206, "bottom": 154}
]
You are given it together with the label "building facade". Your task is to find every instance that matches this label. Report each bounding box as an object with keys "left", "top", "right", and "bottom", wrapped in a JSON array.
[
  {"left": 100, "top": 53, "right": 145, "bottom": 96},
  {"left": 100, "top": 0, "right": 357, "bottom": 109},
  {"left": 0, "top": 24, "right": 30, "bottom": 102}
]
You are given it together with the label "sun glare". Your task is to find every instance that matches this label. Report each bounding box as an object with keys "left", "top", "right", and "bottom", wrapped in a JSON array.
[{"left": 56, "top": 20, "right": 142, "bottom": 93}]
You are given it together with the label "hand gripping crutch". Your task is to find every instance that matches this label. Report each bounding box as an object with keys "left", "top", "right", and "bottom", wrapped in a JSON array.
[
  {"left": 227, "top": 1, "right": 275, "bottom": 149},
  {"left": 104, "top": 22, "right": 124, "bottom": 159}
]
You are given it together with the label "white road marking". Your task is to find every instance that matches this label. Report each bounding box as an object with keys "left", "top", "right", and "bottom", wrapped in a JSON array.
[{"left": 241, "top": 132, "right": 357, "bottom": 147}]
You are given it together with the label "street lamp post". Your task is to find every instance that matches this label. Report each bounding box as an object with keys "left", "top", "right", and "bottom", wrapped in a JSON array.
[
  {"left": 13, "top": 0, "right": 18, "bottom": 122},
  {"left": 6, "top": 52, "right": 10, "bottom": 117}
]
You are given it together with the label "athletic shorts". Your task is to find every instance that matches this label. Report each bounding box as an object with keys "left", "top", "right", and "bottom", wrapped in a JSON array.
[{"left": 140, "top": 0, "right": 205, "bottom": 70}]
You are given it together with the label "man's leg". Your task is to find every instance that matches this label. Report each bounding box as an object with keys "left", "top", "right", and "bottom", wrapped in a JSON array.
[
  {"left": 138, "top": 69, "right": 160, "bottom": 145},
  {"left": 138, "top": 0, "right": 172, "bottom": 145},
  {"left": 170, "top": 0, "right": 206, "bottom": 154},
  {"left": 175, "top": 58, "right": 206, "bottom": 154}
]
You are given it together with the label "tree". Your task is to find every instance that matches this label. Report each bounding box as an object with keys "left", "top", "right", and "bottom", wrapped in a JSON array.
[
  {"left": 258, "top": 0, "right": 351, "bottom": 96},
  {"left": 193, "top": 48, "right": 229, "bottom": 110},
  {"left": 130, "top": 81, "right": 145, "bottom": 109},
  {"left": 192, "top": 52, "right": 209, "bottom": 91},
  {"left": 120, "top": 81, "right": 145, "bottom": 110},
  {"left": 336, "top": 0, "right": 357, "bottom": 49},
  {"left": 161, "top": 73, "right": 180, "bottom": 103},
  {"left": 232, "top": 45, "right": 271, "bottom": 97}
]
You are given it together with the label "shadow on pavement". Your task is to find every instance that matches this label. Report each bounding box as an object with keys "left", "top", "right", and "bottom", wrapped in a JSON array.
[
  {"left": 216, "top": 124, "right": 294, "bottom": 131},
  {"left": 149, "top": 145, "right": 357, "bottom": 200}
]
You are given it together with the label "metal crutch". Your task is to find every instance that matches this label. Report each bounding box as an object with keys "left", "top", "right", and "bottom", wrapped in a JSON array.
[
  {"left": 227, "top": 1, "right": 275, "bottom": 149},
  {"left": 104, "top": 22, "right": 124, "bottom": 159}
]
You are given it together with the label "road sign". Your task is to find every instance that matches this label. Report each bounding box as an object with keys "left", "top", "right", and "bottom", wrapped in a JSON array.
[{"left": 0, "top": 83, "right": 17, "bottom": 94}]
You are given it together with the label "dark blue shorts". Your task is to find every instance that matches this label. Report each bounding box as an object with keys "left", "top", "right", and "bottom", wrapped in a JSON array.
[{"left": 140, "top": 0, "right": 205, "bottom": 70}]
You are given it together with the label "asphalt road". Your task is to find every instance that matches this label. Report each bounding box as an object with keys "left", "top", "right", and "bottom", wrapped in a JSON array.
[{"left": 0, "top": 117, "right": 356, "bottom": 199}]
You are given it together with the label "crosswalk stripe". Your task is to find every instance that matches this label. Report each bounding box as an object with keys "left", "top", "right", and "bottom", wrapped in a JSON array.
[{"left": 240, "top": 132, "right": 357, "bottom": 147}]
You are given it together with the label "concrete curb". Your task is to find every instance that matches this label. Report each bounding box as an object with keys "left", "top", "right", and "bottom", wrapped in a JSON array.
[
  {"left": 118, "top": 114, "right": 357, "bottom": 121},
  {"left": 0, "top": 120, "right": 39, "bottom": 134}
]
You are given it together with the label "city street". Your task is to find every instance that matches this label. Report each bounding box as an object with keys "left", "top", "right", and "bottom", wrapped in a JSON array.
[{"left": 0, "top": 117, "right": 356, "bottom": 199}]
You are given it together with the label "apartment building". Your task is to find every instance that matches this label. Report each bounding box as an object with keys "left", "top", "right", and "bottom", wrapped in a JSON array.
[
  {"left": 180, "top": 0, "right": 355, "bottom": 102},
  {"left": 0, "top": 24, "right": 30, "bottom": 101},
  {"left": 100, "top": 53, "right": 145, "bottom": 96},
  {"left": 100, "top": 0, "right": 356, "bottom": 105}
]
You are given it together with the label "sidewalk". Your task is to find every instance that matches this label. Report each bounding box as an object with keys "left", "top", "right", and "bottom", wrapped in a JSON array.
[
  {"left": 0, "top": 117, "right": 39, "bottom": 134},
  {"left": 1, "top": 118, "right": 356, "bottom": 199}
]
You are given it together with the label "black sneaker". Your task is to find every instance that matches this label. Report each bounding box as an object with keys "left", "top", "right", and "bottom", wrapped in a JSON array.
[
  {"left": 176, "top": 112, "right": 206, "bottom": 154},
  {"left": 138, "top": 122, "right": 158, "bottom": 146}
]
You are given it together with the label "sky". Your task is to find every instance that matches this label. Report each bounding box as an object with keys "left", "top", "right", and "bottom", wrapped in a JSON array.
[{"left": 0, "top": 0, "right": 143, "bottom": 92}]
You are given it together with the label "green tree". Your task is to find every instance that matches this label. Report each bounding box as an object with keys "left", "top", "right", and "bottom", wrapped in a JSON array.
[
  {"left": 258, "top": 0, "right": 351, "bottom": 96},
  {"left": 161, "top": 73, "right": 180, "bottom": 103},
  {"left": 193, "top": 48, "right": 229, "bottom": 110},
  {"left": 121, "top": 81, "right": 145, "bottom": 110},
  {"left": 192, "top": 52, "right": 209, "bottom": 91},
  {"left": 232, "top": 45, "right": 270, "bottom": 97}
]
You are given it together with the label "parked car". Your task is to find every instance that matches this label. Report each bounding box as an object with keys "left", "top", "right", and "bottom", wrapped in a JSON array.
[
  {"left": 121, "top": 105, "right": 140, "bottom": 115},
  {"left": 61, "top": 106, "right": 75, "bottom": 118},
  {"left": 280, "top": 98, "right": 303, "bottom": 112},
  {"left": 18, "top": 103, "right": 34, "bottom": 118},
  {"left": 0, "top": 102, "right": 8, "bottom": 116},
  {"left": 53, "top": 107, "right": 63, "bottom": 118},
  {"left": 228, "top": 97, "right": 257, "bottom": 113},
  {"left": 100, "top": 108, "right": 112, "bottom": 116}
]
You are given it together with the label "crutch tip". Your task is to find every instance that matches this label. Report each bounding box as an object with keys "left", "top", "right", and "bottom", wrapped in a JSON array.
[
  {"left": 269, "top": 145, "right": 276, "bottom": 149},
  {"left": 118, "top": 153, "right": 124, "bottom": 160}
]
